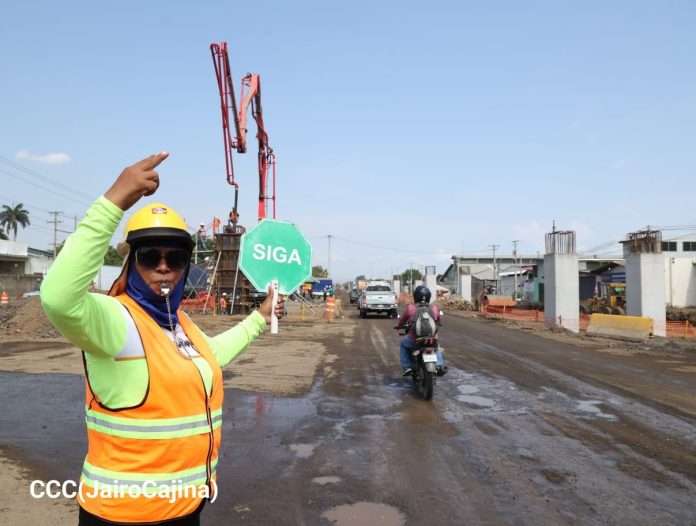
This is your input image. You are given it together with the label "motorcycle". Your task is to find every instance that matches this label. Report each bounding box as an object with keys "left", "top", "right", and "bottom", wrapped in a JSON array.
[{"left": 397, "top": 323, "right": 440, "bottom": 401}]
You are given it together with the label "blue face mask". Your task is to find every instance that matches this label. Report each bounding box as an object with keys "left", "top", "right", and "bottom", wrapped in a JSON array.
[{"left": 126, "top": 244, "right": 189, "bottom": 328}]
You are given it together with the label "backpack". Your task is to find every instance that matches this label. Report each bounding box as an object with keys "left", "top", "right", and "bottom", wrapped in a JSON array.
[{"left": 413, "top": 303, "right": 437, "bottom": 338}]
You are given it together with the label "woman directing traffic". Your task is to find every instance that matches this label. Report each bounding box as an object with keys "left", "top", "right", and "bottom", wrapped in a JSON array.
[{"left": 41, "top": 152, "right": 284, "bottom": 525}]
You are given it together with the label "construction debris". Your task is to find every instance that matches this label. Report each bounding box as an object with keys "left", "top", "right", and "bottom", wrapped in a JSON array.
[
  {"left": 437, "top": 295, "right": 476, "bottom": 311},
  {"left": 0, "top": 297, "right": 61, "bottom": 339}
]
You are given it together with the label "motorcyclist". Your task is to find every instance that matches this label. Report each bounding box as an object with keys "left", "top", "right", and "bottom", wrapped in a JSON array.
[{"left": 394, "top": 285, "right": 447, "bottom": 377}]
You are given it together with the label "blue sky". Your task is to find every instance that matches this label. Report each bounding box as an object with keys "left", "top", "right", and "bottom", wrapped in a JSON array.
[{"left": 2, "top": 1, "right": 695, "bottom": 283}]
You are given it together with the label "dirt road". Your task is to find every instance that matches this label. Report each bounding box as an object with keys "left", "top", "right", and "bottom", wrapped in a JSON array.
[{"left": 0, "top": 299, "right": 695, "bottom": 525}]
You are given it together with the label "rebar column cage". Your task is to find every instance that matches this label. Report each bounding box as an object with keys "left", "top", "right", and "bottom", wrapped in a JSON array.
[
  {"left": 623, "top": 229, "right": 662, "bottom": 254},
  {"left": 545, "top": 230, "right": 576, "bottom": 255}
]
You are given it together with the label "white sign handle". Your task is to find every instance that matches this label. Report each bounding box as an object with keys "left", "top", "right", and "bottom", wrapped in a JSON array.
[{"left": 270, "top": 280, "right": 279, "bottom": 334}]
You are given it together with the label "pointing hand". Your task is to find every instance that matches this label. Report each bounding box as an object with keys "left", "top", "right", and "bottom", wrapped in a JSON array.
[{"left": 105, "top": 151, "right": 169, "bottom": 211}]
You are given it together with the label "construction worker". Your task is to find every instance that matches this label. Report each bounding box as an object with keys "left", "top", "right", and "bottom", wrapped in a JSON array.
[
  {"left": 40, "top": 152, "right": 284, "bottom": 526},
  {"left": 196, "top": 222, "right": 207, "bottom": 250},
  {"left": 219, "top": 292, "right": 228, "bottom": 315}
]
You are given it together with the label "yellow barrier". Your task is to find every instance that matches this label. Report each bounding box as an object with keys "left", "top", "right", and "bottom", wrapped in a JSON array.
[{"left": 586, "top": 313, "right": 653, "bottom": 341}]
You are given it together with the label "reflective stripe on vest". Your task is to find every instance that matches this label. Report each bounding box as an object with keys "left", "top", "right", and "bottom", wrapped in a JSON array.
[
  {"left": 81, "top": 458, "right": 218, "bottom": 491},
  {"left": 85, "top": 407, "right": 222, "bottom": 439},
  {"left": 80, "top": 293, "right": 224, "bottom": 523}
]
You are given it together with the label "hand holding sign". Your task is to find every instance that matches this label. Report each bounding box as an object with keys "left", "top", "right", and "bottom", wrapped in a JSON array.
[
  {"left": 257, "top": 282, "right": 284, "bottom": 332},
  {"left": 239, "top": 219, "right": 312, "bottom": 334}
]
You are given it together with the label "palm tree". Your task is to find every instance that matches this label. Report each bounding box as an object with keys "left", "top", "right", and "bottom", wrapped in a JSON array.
[{"left": 0, "top": 203, "right": 30, "bottom": 241}]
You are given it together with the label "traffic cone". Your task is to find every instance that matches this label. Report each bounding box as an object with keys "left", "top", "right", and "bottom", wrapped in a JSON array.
[
  {"left": 324, "top": 297, "right": 335, "bottom": 322},
  {"left": 1, "top": 291, "right": 9, "bottom": 305}
]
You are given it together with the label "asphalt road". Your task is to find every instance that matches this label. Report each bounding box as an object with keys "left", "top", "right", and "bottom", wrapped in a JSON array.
[
  {"left": 1, "top": 304, "right": 695, "bottom": 525},
  {"left": 216, "top": 307, "right": 696, "bottom": 525}
]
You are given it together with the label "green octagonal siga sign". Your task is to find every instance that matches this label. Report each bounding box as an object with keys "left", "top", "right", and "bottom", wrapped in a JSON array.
[{"left": 239, "top": 219, "right": 312, "bottom": 295}]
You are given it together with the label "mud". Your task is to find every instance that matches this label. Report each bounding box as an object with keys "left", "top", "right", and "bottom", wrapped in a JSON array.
[{"left": 0, "top": 299, "right": 694, "bottom": 524}]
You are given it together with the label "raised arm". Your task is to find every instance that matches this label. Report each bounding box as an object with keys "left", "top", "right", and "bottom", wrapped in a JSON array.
[{"left": 41, "top": 152, "right": 169, "bottom": 356}]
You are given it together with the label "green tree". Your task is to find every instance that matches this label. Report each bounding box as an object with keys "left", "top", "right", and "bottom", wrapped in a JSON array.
[
  {"left": 355, "top": 274, "right": 365, "bottom": 282},
  {"left": 56, "top": 242, "right": 123, "bottom": 266},
  {"left": 0, "top": 228, "right": 7, "bottom": 240},
  {"left": 0, "top": 203, "right": 30, "bottom": 241},
  {"left": 400, "top": 268, "right": 422, "bottom": 285},
  {"left": 104, "top": 246, "right": 124, "bottom": 266},
  {"left": 312, "top": 265, "right": 328, "bottom": 278}
]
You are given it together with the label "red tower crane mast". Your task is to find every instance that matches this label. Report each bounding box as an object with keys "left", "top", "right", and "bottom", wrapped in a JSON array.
[{"left": 210, "top": 42, "right": 276, "bottom": 223}]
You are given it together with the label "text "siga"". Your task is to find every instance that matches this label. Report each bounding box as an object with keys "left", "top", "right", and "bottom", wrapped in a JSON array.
[{"left": 252, "top": 244, "right": 302, "bottom": 265}]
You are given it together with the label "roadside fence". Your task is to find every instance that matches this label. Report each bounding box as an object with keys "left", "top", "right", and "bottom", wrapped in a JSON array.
[{"left": 479, "top": 305, "right": 695, "bottom": 339}]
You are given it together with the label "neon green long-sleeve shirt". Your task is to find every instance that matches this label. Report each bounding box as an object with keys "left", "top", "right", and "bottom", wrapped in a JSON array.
[{"left": 41, "top": 196, "right": 266, "bottom": 407}]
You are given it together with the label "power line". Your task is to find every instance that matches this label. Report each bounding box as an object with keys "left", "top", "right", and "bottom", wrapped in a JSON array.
[
  {"left": 0, "top": 156, "right": 94, "bottom": 201},
  {"left": 26, "top": 224, "right": 55, "bottom": 234},
  {"left": 310, "top": 234, "right": 494, "bottom": 256},
  {"left": 0, "top": 192, "right": 82, "bottom": 221},
  {"left": 0, "top": 167, "right": 91, "bottom": 206}
]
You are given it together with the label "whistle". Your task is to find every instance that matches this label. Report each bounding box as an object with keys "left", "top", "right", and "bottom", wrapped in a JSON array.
[{"left": 160, "top": 283, "right": 171, "bottom": 297}]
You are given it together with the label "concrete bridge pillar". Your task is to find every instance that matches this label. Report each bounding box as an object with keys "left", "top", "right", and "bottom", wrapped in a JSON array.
[
  {"left": 424, "top": 266, "right": 437, "bottom": 304},
  {"left": 622, "top": 230, "right": 666, "bottom": 337},
  {"left": 543, "top": 230, "right": 579, "bottom": 333},
  {"left": 458, "top": 266, "right": 472, "bottom": 303}
]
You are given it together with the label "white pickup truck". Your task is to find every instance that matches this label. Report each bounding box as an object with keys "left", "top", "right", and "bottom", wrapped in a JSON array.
[{"left": 358, "top": 281, "right": 398, "bottom": 318}]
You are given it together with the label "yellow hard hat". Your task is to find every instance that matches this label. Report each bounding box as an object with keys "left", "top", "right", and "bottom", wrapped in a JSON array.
[{"left": 117, "top": 202, "right": 194, "bottom": 256}]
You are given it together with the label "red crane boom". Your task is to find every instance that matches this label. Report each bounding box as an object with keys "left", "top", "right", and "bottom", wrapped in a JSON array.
[{"left": 210, "top": 42, "right": 276, "bottom": 222}]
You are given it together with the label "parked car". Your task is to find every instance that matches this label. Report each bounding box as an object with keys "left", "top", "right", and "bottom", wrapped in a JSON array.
[{"left": 349, "top": 288, "right": 359, "bottom": 303}]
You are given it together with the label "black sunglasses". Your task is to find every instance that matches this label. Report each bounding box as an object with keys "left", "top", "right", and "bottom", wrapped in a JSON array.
[{"left": 135, "top": 247, "right": 190, "bottom": 270}]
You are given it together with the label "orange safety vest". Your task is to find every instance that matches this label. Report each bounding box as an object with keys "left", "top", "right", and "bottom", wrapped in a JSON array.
[{"left": 79, "top": 293, "right": 224, "bottom": 523}]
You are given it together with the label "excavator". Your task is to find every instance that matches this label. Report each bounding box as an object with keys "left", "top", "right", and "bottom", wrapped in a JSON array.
[{"left": 580, "top": 283, "right": 626, "bottom": 315}]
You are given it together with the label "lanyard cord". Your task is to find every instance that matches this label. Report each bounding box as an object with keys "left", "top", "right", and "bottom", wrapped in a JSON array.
[{"left": 163, "top": 285, "right": 192, "bottom": 360}]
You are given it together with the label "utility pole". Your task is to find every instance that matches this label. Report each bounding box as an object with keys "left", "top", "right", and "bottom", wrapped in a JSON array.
[
  {"left": 327, "top": 235, "right": 333, "bottom": 278},
  {"left": 409, "top": 260, "right": 414, "bottom": 292},
  {"left": 489, "top": 244, "right": 500, "bottom": 293},
  {"left": 512, "top": 240, "right": 520, "bottom": 299},
  {"left": 47, "top": 211, "right": 64, "bottom": 258}
]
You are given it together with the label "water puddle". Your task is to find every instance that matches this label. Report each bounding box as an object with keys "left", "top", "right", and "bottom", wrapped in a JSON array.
[
  {"left": 321, "top": 502, "right": 405, "bottom": 525},
  {"left": 457, "top": 385, "right": 479, "bottom": 395},
  {"left": 289, "top": 443, "right": 316, "bottom": 458},
  {"left": 457, "top": 395, "right": 496, "bottom": 408},
  {"left": 312, "top": 475, "right": 341, "bottom": 485},
  {"left": 576, "top": 400, "right": 617, "bottom": 420}
]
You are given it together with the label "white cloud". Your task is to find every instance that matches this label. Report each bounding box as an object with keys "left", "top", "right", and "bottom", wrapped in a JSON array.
[{"left": 15, "top": 149, "right": 72, "bottom": 165}]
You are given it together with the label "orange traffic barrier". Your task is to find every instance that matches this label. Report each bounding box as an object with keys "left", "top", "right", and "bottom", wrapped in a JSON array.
[
  {"left": 479, "top": 306, "right": 696, "bottom": 340},
  {"left": 1, "top": 291, "right": 9, "bottom": 305},
  {"left": 324, "top": 297, "right": 335, "bottom": 321},
  {"left": 667, "top": 320, "right": 696, "bottom": 339}
]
